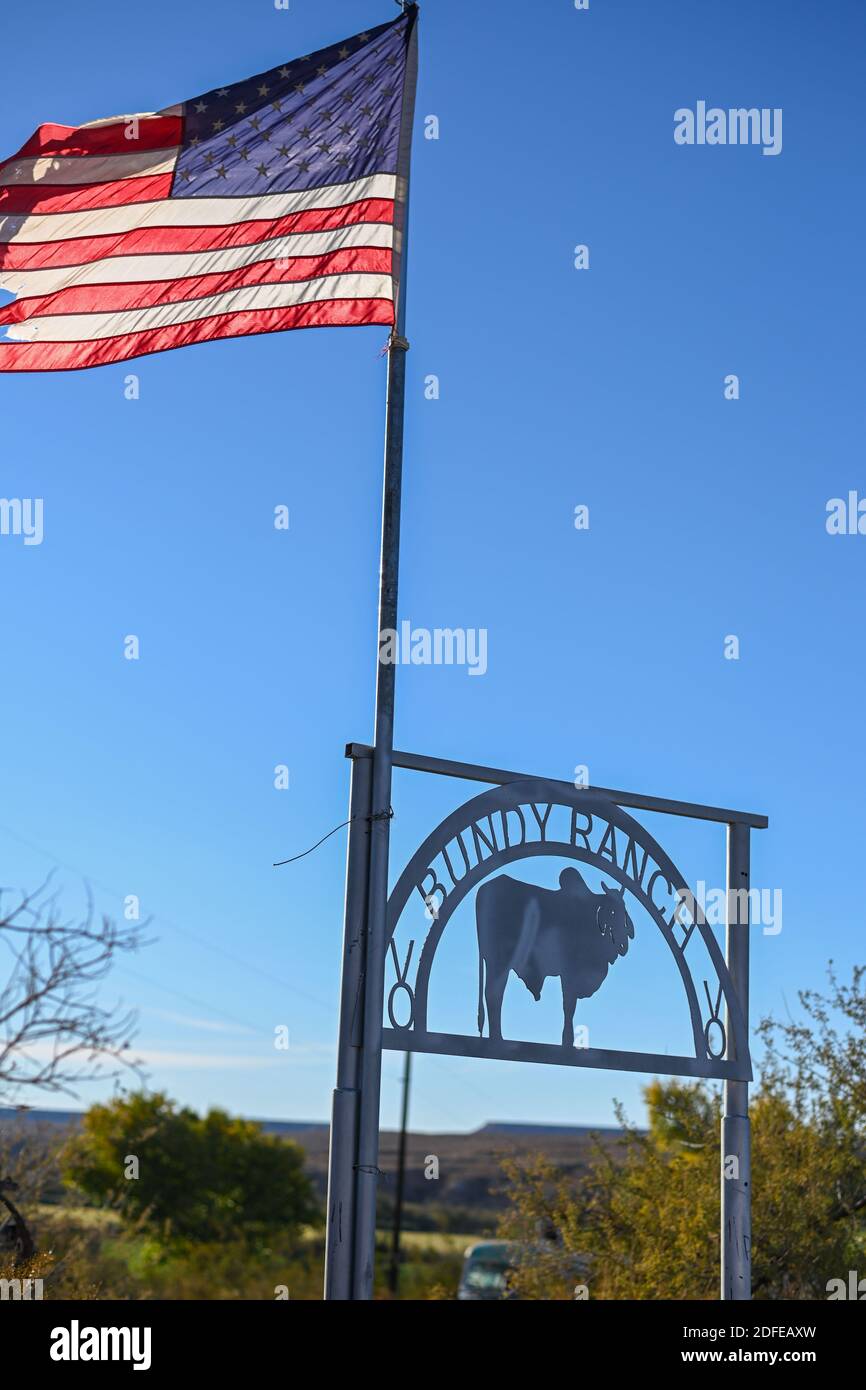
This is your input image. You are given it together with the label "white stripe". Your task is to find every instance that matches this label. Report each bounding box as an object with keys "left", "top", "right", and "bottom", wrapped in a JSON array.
[
  {"left": 78, "top": 106, "right": 183, "bottom": 128},
  {"left": 0, "top": 222, "right": 394, "bottom": 297},
  {"left": 0, "top": 173, "right": 396, "bottom": 245},
  {"left": 5, "top": 273, "right": 393, "bottom": 342},
  {"left": 0, "top": 149, "right": 179, "bottom": 187}
]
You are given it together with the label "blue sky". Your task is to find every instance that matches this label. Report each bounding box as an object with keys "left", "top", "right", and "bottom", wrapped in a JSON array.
[{"left": 1, "top": 0, "right": 864, "bottom": 1134}]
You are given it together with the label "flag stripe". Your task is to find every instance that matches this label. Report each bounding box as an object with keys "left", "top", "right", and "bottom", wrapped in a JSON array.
[
  {"left": 0, "top": 148, "right": 180, "bottom": 187},
  {"left": 0, "top": 174, "right": 397, "bottom": 242},
  {"left": 0, "top": 246, "right": 392, "bottom": 323},
  {"left": 0, "top": 196, "right": 394, "bottom": 272},
  {"left": 4, "top": 272, "right": 393, "bottom": 342},
  {"left": 6, "top": 116, "right": 183, "bottom": 161},
  {"left": 0, "top": 296, "right": 394, "bottom": 371},
  {"left": 0, "top": 173, "right": 176, "bottom": 216},
  {"left": 0, "top": 221, "right": 394, "bottom": 296}
]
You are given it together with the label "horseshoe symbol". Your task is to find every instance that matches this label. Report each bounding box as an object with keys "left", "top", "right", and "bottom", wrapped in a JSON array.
[
  {"left": 703, "top": 980, "right": 727, "bottom": 1060},
  {"left": 388, "top": 938, "right": 416, "bottom": 1030}
]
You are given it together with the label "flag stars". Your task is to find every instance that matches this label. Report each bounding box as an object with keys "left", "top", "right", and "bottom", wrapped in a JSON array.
[{"left": 173, "top": 32, "right": 404, "bottom": 198}]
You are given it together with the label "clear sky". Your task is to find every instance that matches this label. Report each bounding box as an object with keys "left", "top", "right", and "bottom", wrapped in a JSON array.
[{"left": 1, "top": 0, "right": 864, "bottom": 1134}]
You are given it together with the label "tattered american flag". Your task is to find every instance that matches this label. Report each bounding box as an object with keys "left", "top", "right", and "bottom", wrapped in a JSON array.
[{"left": 0, "top": 8, "right": 418, "bottom": 372}]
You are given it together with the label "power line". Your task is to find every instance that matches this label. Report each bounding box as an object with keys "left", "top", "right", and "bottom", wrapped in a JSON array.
[
  {"left": 0, "top": 820, "right": 334, "bottom": 1013},
  {"left": 115, "top": 964, "right": 270, "bottom": 1038},
  {"left": 0, "top": 824, "right": 504, "bottom": 1130}
]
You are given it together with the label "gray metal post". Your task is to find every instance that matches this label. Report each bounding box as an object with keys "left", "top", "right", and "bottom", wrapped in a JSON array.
[
  {"left": 721, "top": 820, "right": 751, "bottom": 1300},
  {"left": 324, "top": 754, "right": 372, "bottom": 1299},
  {"left": 387, "top": 1048, "right": 412, "bottom": 1296},
  {"left": 351, "top": 332, "right": 409, "bottom": 1301},
  {"left": 349, "top": 5, "right": 419, "bottom": 1303}
]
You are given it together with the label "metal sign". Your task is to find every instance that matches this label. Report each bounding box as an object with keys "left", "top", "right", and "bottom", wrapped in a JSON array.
[
  {"left": 324, "top": 744, "right": 766, "bottom": 1303},
  {"left": 383, "top": 778, "right": 751, "bottom": 1082}
]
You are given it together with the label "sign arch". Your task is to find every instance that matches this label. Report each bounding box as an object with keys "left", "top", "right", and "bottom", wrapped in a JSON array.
[{"left": 384, "top": 779, "right": 751, "bottom": 1080}]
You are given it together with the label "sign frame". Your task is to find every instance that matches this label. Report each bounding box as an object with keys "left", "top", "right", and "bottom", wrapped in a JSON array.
[{"left": 324, "top": 743, "right": 766, "bottom": 1302}]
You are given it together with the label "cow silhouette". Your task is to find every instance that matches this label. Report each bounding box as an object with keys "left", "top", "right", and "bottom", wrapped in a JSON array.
[{"left": 476, "top": 868, "right": 635, "bottom": 1048}]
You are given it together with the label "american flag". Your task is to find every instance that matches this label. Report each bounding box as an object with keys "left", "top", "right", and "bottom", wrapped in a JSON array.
[{"left": 0, "top": 8, "right": 418, "bottom": 372}]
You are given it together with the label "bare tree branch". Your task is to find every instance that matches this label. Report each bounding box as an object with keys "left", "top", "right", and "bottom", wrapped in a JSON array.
[{"left": 0, "top": 876, "right": 150, "bottom": 1104}]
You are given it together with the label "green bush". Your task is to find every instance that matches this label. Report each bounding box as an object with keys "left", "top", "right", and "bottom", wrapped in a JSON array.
[{"left": 62, "top": 1092, "right": 320, "bottom": 1249}]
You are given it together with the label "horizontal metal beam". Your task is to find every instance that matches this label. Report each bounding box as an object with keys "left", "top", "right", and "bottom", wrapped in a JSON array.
[
  {"left": 382, "top": 1029, "right": 752, "bottom": 1082},
  {"left": 345, "top": 743, "right": 768, "bottom": 830}
]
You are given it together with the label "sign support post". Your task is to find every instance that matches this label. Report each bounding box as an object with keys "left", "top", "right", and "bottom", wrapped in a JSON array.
[
  {"left": 324, "top": 756, "right": 372, "bottom": 1300},
  {"left": 721, "top": 820, "right": 752, "bottom": 1299}
]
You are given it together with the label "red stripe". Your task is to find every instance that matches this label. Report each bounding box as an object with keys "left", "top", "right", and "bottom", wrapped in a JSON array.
[
  {"left": 1, "top": 117, "right": 183, "bottom": 167},
  {"left": 0, "top": 297, "right": 394, "bottom": 371},
  {"left": 0, "top": 173, "right": 174, "bottom": 216},
  {"left": 0, "top": 246, "right": 392, "bottom": 324},
  {"left": 0, "top": 197, "right": 395, "bottom": 269}
]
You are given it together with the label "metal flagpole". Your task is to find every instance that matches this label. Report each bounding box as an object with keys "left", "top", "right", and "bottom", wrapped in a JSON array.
[
  {"left": 351, "top": 2, "right": 420, "bottom": 1301},
  {"left": 721, "top": 820, "right": 751, "bottom": 1299}
]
